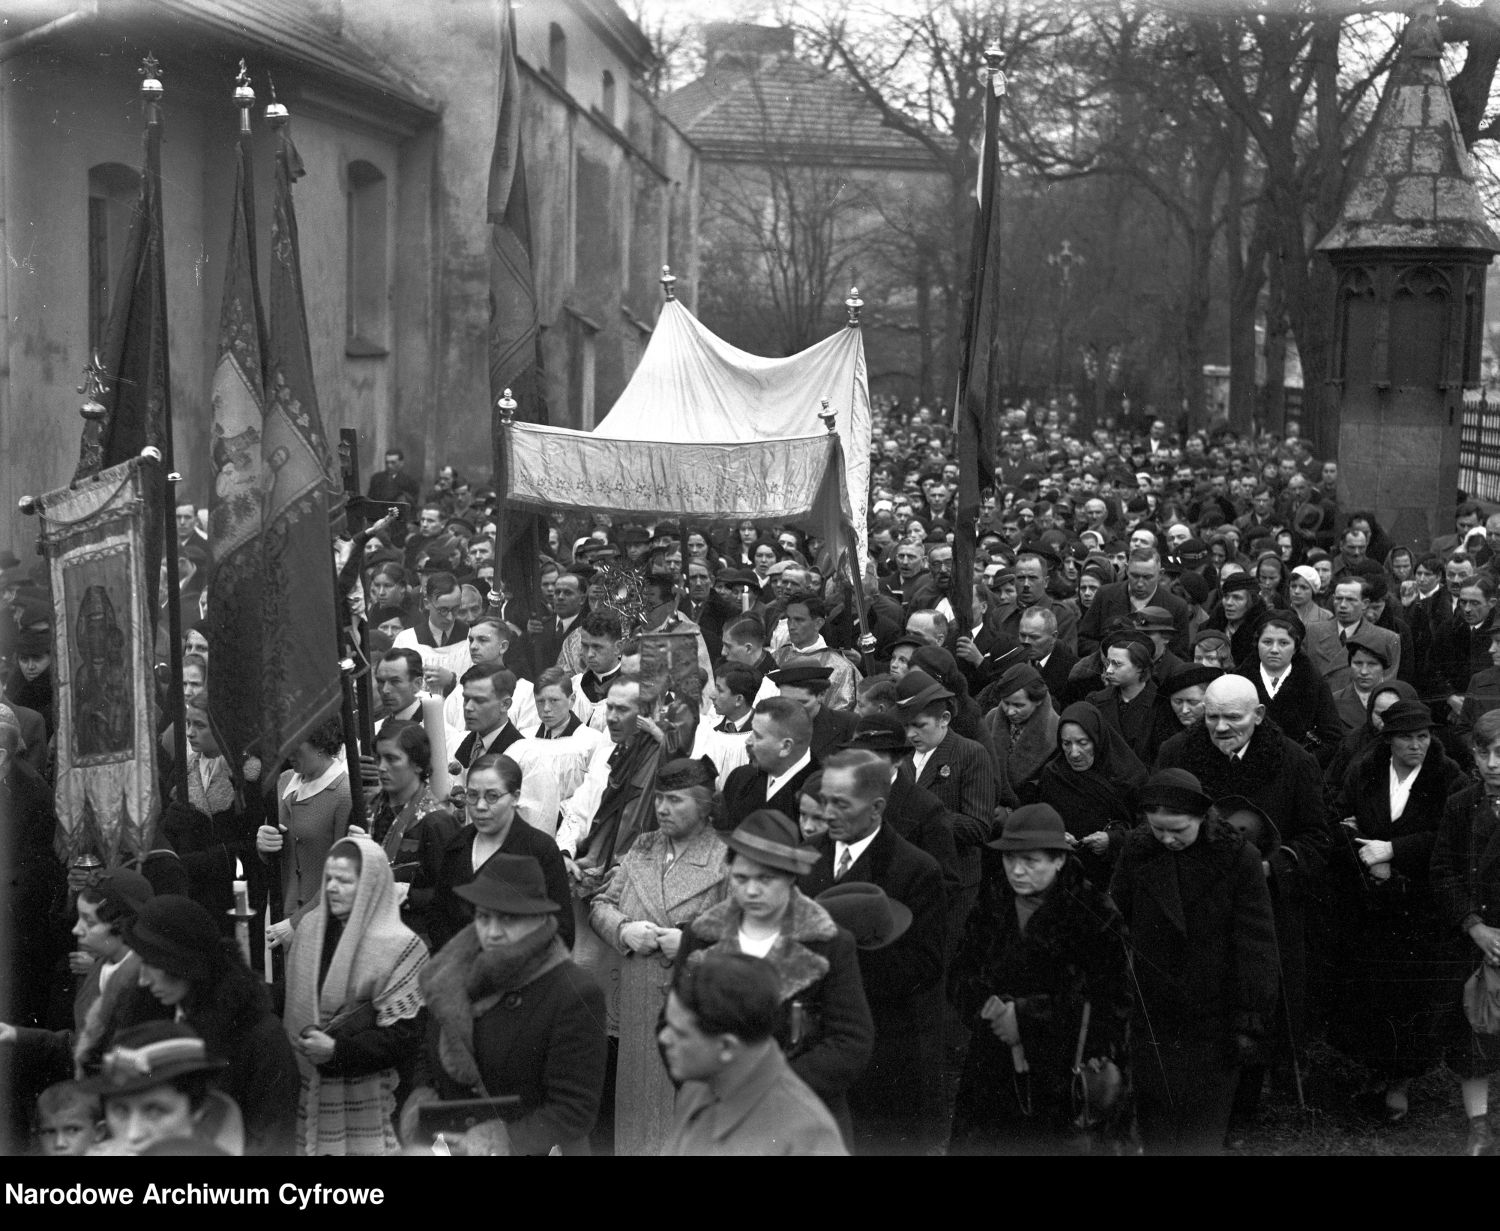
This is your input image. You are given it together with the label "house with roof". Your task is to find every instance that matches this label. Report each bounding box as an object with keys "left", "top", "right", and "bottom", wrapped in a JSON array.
[
  {"left": 0, "top": 0, "right": 698, "bottom": 544},
  {"left": 662, "top": 23, "right": 947, "bottom": 401}
]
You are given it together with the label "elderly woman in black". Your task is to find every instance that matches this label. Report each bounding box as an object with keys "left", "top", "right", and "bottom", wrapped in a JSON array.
[
  {"left": 949, "top": 805, "right": 1131, "bottom": 1155},
  {"left": 1329, "top": 701, "right": 1466, "bottom": 1123},
  {"left": 404, "top": 854, "right": 608, "bottom": 1155},
  {"left": 1110, "top": 770, "right": 1279, "bottom": 1155},
  {"left": 1431, "top": 708, "right": 1500, "bottom": 1155},
  {"left": 1037, "top": 701, "right": 1147, "bottom": 885},
  {"left": 1239, "top": 609, "right": 1343, "bottom": 765}
]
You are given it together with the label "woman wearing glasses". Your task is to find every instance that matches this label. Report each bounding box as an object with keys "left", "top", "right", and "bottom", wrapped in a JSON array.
[{"left": 428, "top": 752, "right": 574, "bottom": 954}]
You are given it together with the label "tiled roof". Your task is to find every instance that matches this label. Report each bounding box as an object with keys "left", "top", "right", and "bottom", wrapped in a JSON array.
[
  {"left": 662, "top": 55, "right": 943, "bottom": 170},
  {"left": 27, "top": 0, "right": 438, "bottom": 122},
  {"left": 1320, "top": 11, "right": 1498, "bottom": 253}
]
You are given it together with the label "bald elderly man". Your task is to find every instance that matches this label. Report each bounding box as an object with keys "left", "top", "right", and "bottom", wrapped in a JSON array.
[{"left": 1153, "top": 674, "right": 1332, "bottom": 1131}]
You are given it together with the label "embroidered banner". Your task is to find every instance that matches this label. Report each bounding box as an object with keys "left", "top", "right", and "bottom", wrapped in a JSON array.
[
  {"left": 40, "top": 459, "right": 160, "bottom": 865},
  {"left": 501, "top": 423, "right": 842, "bottom": 521}
]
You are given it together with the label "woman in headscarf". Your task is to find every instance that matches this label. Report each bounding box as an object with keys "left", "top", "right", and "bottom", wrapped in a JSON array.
[
  {"left": 982, "top": 664, "right": 1058, "bottom": 806},
  {"left": 283, "top": 837, "right": 428, "bottom": 1155},
  {"left": 1252, "top": 551, "right": 1289, "bottom": 611},
  {"left": 1328, "top": 702, "right": 1466, "bottom": 1124},
  {"left": 1037, "top": 702, "right": 1148, "bottom": 885},
  {"left": 588, "top": 757, "right": 728, "bottom": 1156},
  {"left": 1239, "top": 609, "right": 1343, "bottom": 765}
]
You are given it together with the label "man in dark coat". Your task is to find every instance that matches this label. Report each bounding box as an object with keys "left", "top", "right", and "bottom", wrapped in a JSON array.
[
  {"left": 1110, "top": 769, "right": 1280, "bottom": 1155},
  {"left": 0, "top": 705, "right": 66, "bottom": 1030},
  {"left": 1078, "top": 548, "right": 1191, "bottom": 659},
  {"left": 801, "top": 750, "right": 947, "bottom": 1155},
  {"left": 896, "top": 670, "right": 997, "bottom": 953},
  {"left": 720, "top": 697, "right": 819, "bottom": 830},
  {"left": 1152, "top": 675, "right": 1331, "bottom": 1127},
  {"left": 840, "top": 714, "right": 961, "bottom": 897}
]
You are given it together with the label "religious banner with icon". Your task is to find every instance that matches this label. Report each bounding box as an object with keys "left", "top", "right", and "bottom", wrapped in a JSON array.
[{"left": 38, "top": 458, "right": 160, "bottom": 865}]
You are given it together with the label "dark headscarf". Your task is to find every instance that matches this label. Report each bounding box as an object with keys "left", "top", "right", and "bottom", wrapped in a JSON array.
[{"left": 1037, "top": 702, "right": 1148, "bottom": 844}]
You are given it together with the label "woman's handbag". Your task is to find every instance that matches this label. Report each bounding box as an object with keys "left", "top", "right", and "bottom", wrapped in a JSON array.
[
  {"left": 1463, "top": 962, "right": 1500, "bottom": 1035},
  {"left": 1071, "top": 1001, "right": 1123, "bottom": 1129}
]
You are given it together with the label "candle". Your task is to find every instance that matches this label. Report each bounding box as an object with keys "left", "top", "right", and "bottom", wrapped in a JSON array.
[
  {"left": 421, "top": 693, "right": 451, "bottom": 800},
  {"left": 232, "top": 858, "right": 250, "bottom": 916},
  {"left": 263, "top": 897, "right": 275, "bottom": 984}
]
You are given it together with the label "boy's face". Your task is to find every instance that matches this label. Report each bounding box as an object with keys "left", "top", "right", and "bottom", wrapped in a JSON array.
[{"left": 39, "top": 1105, "right": 99, "bottom": 1156}]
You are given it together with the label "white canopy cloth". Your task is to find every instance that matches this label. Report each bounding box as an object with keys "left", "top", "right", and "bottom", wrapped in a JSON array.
[{"left": 583, "top": 299, "right": 871, "bottom": 565}]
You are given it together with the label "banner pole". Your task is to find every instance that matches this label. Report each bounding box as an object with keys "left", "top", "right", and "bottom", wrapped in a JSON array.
[{"left": 160, "top": 461, "right": 188, "bottom": 802}]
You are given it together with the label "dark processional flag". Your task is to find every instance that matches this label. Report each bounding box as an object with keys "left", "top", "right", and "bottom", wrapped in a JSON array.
[
  {"left": 206, "top": 115, "right": 344, "bottom": 777},
  {"left": 952, "top": 61, "right": 1006, "bottom": 595},
  {"left": 205, "top": 125, "right": 269, "bottom": 779},
  {"left": 261, "top": 114, "right": 344, "bottom": 764},
  {"left": 489, "top": 5, "right": 548, "bottom": 620}
]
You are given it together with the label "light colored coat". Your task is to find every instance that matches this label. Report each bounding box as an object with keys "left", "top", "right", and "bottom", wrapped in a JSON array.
[
  {"left": 589, "top": 824, "right": 728, "bottom": 1156},
  {"left": 1303, "top": 619, "right": 1400, "bottom": 693}
]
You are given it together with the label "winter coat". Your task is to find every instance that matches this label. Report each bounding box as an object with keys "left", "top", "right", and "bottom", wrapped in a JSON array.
[
  {"left": 950, "top": 857, "right": 1131, "bottom": 1151},
  {"left": 1109, "top": 820, "right": 1280, "bottom": 1051},
  {"left": 679, "top": 890, "right": 873, "bottom": 1128},
  {"left": 1236, "top": 653, "right": 1343, "bottom": 765}
]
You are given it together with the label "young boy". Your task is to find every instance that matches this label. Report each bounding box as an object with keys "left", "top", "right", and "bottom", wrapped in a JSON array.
[{"left": 34, "top": 1082, "right": 102, "bottom": 1156}]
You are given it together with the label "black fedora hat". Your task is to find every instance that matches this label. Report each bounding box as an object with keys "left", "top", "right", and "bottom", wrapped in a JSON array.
[
  {"left": 455, "top": 853, "right": 560, "bottom": 915},
  {"left": 988, "top": 803, "right": 1071, "bottom": 853},
  {"left": 816, "top": 883, "right": 912, "bottom": 950},
  {"left": 725, "top": 809, "right": 819, "bottom": 876},
  {"left": 893, "top": 668, "right": 954, "bottom": 714}
]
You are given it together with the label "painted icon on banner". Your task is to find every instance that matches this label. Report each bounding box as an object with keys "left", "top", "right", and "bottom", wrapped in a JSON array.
[{"left": 64, "top": 551, "right": 135, "bottom": 759}]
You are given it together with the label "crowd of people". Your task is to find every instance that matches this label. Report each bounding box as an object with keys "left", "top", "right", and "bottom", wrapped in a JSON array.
[{"left": 3, "top": 399, "right": 1500, "bottom": 1157}]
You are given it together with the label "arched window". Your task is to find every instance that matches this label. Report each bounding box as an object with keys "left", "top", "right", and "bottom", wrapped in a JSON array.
[
  {"left": 548, "top": 22, "right": 568, "bottom": 88},
  {"left": 601, "top": 70, "right": 616, "bottom": 125},
  {"left": 87, "top": 162, "right": 142, "bottom": 355},
  {"left": 346, "top": 160, "right": 389, "bottom": 355}
]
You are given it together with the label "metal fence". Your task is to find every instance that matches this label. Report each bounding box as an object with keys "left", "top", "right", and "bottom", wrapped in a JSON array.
[{"left": 1460, "top": 387, "right": 1500, "bottom": 502}]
